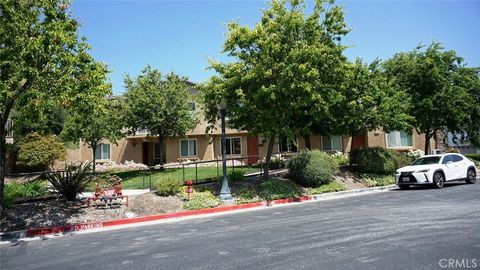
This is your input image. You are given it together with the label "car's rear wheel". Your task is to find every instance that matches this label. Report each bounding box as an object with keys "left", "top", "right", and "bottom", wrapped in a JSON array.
[
  {"left": 466, "top": 169, "right": 477, "bottom": 184},
  {"left": 433, "top": 172, "right": 445, "bottom": 188},
  {"left": 398, "top": 184, "right": 410, "bottom": 189}
]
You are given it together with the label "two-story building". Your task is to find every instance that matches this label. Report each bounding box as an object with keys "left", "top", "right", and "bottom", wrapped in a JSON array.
[{"left": 67, "top": 86, "right": 433, "bottom": 166}]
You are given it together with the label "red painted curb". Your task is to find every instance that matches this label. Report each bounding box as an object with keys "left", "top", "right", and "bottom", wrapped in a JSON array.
[{"left": 24, "top": 196, "right": 312, "bottom": 237}]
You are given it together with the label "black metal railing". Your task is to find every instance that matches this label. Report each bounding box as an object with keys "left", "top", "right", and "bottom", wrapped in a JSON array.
[{"left": 5, "top": 152, "right": 294, "bottom": 190}]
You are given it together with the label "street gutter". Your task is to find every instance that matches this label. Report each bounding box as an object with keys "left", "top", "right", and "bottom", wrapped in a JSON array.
[{"left": 0, "top": 185, "right": 396, "bottom": 245}]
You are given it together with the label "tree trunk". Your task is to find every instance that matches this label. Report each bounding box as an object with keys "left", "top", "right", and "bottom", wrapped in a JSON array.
[
  {"left": 349, "top": 130, "right": 355, "bottom": 166},
  {"left": 158, "top": 133, "right": 165, "bottom": 171},
  {"left": 0, "top": 127, "right": 6, "bottom": 216},
  {"left": 91, "top": 142, "right": 97, "bottom": 174},
  {"left": 424, "top": 131, "right": 431, "bottom": 154},
  {"left": 263, "top": 135, "right": 275, "bottom": 179},
  {"left": 304, "top": 135, "right": 311, "bottom": 150}
]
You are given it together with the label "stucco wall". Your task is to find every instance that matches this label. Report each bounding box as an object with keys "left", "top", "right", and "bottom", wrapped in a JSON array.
[{"left": 366, "top": 129, "right": 432, "bottom": 152}]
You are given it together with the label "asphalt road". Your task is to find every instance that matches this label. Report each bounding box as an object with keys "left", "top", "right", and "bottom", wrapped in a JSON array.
[{"left": 1, "top": 182, "right": 480, "bottom": 270}]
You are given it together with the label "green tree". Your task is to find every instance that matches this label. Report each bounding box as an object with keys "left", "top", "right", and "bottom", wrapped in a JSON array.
[
  {"left": 62, "top": 97, "right": 123, "bottom": 173},
  {"left": 202, "top": 0, "right": 349, "bottom": 178},
  {"left": 332, "top": 59, "right": 412, "bottom": 164},
  {"left": 0, "top": 0, "right": 100, "bottom": 212},
  {"left": 384, "top": 42, "right": 477, "bottom": 153},
  {"left": 123, "top": 66, "right": 197, "bottom": 167},
  {"left": 17, "top": 132, "right": 66, "bottom": 170},
  {"left": 12, "top": 100, "right": 67, "bottom": 141},
  {"left": 61, "top": 59, "right": 120, "bottom": 173}
]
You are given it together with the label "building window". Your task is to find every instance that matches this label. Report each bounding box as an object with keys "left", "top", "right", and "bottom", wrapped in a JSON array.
[
  {"left": 387, "top": 131, "right": 413, "bottom": 148},
  {"left": 180, "top": 139, "right": 196, "bottom": 157},
  {"left": 279, "top": 137, "right": 297, "bottom": 152},
  {"left": 224, "top": 137, "right": 241, "bottom": 155},
  {"left": 95, "top": 144, "right": 110, "bottom": 160},
  {"left": 322, "top": 135, "right": 343, "bottom": 151},
  {"left": 155, "top": 142, "right": 167, "bottom": 164}
]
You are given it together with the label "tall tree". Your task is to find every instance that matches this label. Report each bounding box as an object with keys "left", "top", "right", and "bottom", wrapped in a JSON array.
[
  {"left": 202, "top": 0, "right": 349, "bottom": 178},
  {"left": 384, "top": 42, "right": 477, "bottom": 154},
  {"left": 62, "top": 95, "right": 123, "bottom": 173},
  {"left": 61, "top": 58, "right": 118, "bottom": 174},
  {"left": 332, "top": 59, "right": 412, "bottom": 164},
  {"left": 454, "top": 67, "right": 480, "bottom": 147},
  {"left": 123, "top": 66, "right": 197, "bottom": 167},
  {"left": 0, "top": 0, "right": 99, "bottom": 212},
  {"left": 12, "top": 100, "right": 67, "bottom": 141}
]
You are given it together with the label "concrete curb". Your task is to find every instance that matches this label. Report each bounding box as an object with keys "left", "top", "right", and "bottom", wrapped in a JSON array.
[
  {"left": 0, "top": 185, "right": 395, "bottom": 243},
  {"left": 310, "top": 185, "right": 396, "bottom": 201}
]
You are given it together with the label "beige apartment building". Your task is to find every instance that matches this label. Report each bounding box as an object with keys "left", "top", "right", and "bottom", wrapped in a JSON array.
[{"left": 68, "top": 86, "right": 433, "bottom": 166}]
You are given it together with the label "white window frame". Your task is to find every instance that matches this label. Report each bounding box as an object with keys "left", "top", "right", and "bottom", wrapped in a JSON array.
[
  {"left": 95, "top": 144, "right": 110, "bottom": 160},
  {"left": 386, "top": 131, "right": 413, "bottom": 149},
  {"left": 321, "top": 135, "right": 343, "bottom": 151},
  {"left": 179, "top": 139, "right": 197, "bottom": 157},
  {"left": 225, "top": 137, "right": 242, "bottom": 156}
]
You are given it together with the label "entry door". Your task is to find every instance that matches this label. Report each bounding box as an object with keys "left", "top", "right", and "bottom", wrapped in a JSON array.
[
  {"left": 247, "top": 136, "right": 259, "bottom": 165},
  {"left": 352, "top": 133, "right": 366, "bottom": 149}
]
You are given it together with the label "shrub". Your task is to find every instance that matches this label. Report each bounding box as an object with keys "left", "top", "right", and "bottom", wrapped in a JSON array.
[
  {"left": 93, "top": 174, "right": 122, "bottom": 188},
  {"left": 465, "top": 154, "right": 480, "bottom": 162},
  {"left": 233, "top": 187, "right": 261, "bottom": 204},
  {"left": 3, "top": 181, "right": 47, "bottom": 208},
  {"left": 332, "top": 151, "right": 349, "bottom": 165},
  {"left": 269, "top": 156, "right": 286, "bottom": 169},
  {"left": 17, "top": 132, "right": 66, "bottom": 169},
  {"left": 255, "top": 155, "right": 287, "bottom": 169},
  {"left": 306, "top": 181, "right": 346, "bottom": 195},
  {"left": 46, "top": 162, "right": 93, "bottom": 201},
  {"left": 351, "top": 147, "right": 410, "bottom": 175},
  {"left": 184, "top": 190, "right": 220, "bottom": 210},
  {"left": 258, "top": 179, "right": 301, "bottom": 200},
  {"left": 155, "top": 177, "right": 183, "bottom": 196},
  {"left": 406, "top": 149, "right": 425, "bottom": 162},
  {"left": 286, "top": 150, "right": 338, "bottom": 187},
  {"left": 362, "top": 174, "right": 395, "bottom": 187},
  {"left": 96, "top": 160, "right": 148, "bottom": 173},
  {"left": 228, "top": 170, "right": 245, "bottom": 182}
]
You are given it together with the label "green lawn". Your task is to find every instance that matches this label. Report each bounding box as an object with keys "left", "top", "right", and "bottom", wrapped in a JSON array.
[{"left": 100, "top": 166, "right": 261, "bottom": 190}]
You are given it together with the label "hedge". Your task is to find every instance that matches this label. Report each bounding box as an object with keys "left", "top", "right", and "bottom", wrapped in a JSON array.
[
  {"left": 286, "top": 150, "right": 338, "bottom": 187},
  {"left": 351, "top": 147, "right": 410, "bottom": 175},
  {"left": 465, "top": 154, "right": 480, "bottom": 162}
]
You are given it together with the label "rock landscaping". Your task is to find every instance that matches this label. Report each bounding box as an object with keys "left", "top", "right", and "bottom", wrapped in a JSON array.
[{"left": 0, "top": 170, "right": 390, "bottom": 232}]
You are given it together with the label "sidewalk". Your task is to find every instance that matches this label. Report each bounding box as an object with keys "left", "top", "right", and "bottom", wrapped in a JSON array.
[{"left": 77, "top": 189, "right": 150, "bottom": 199}]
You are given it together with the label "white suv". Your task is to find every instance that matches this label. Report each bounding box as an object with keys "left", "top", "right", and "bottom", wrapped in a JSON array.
[{"left": 395, "top": 153, "right": 477, "bottom": 189}]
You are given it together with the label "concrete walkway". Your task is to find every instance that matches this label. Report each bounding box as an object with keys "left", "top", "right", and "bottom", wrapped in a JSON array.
[{"left": 77, "top": 189, "right": 150, "bottom": 199}]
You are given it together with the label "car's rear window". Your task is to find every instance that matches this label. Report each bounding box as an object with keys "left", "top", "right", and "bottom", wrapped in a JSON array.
[{"left": 412, "top": 156, "right": 441, "bottom": 165}]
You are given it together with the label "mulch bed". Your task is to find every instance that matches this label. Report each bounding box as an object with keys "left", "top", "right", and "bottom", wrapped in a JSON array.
[
  {"left": 1, "top": 192, "right": 183, "bottom": 232},
  {"left": 1, "top": 172, "right": 369, "bottom": 232}
]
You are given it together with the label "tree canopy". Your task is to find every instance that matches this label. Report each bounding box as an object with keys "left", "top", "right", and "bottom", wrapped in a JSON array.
[
  {"left": 62, "top": 97, "right": 123, "bottom": 173},
  {"left": 384, "top": 42, "right": 479, "bottom": 153},
  {"left": 202, "top": 0, "right": 349, "bottom": 177},
  {"left": 123, "top": 66, "right": 198, "bottom": 166},
  {"left": 17, "top": 132, "right": 66, "bottom": 170},
  {"left": 61, "top": 60, "right": 120, "bottom": 173},
  {"left": 0, "top": 0, "right": 109, "bottom": 212},
  {"left": 330, "top": 59, "right": 412, "bottom": 160}
]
